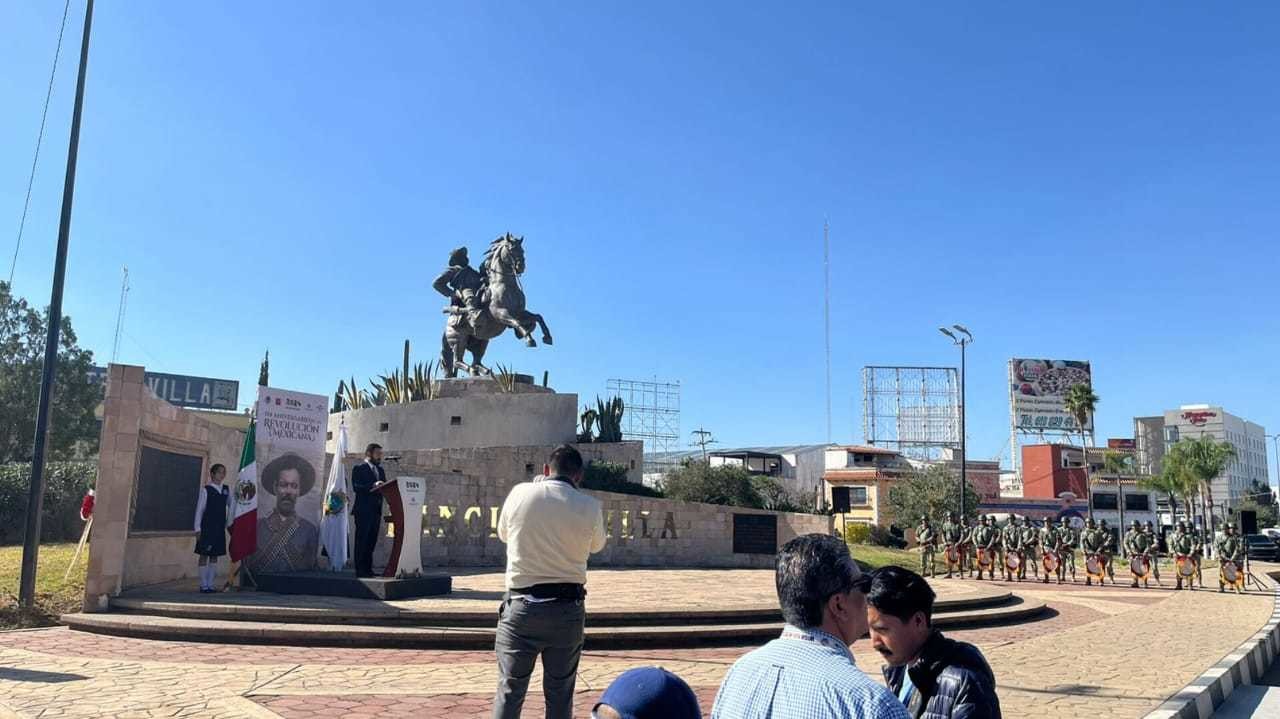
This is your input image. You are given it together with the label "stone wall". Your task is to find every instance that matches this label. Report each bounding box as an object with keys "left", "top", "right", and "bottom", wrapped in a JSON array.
[
  {"left": 367, "top": 451, "right": 832, "bottom": 570},
  {"left": 328, "top": 380, "right": 578, "bottom": 456},
  {"left": 86, "top": 364, "right": 245, "bottom": 610}
]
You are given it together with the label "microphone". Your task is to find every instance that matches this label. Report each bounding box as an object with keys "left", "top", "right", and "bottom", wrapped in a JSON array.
[{"left": 383, "top": 455, "right": 402, "bottom": 463}]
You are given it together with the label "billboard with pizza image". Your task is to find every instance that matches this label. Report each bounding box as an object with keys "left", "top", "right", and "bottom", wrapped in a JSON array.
[{"left": 1009, "top": 359, "right": 1093, "bottom": 432}]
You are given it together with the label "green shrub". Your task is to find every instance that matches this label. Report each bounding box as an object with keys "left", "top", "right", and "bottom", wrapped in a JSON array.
[
  {"left": 582, "top": 461, "right": 662, "bottom": 498},
  {"left": 0, "top": 461, "right": 96, "bottom": 545},
  {"left": 844, "top": 522, "right": 872, "bottom": 545},
  {"left": 660, "top": 462, "right": 765, "bottom": 508}
]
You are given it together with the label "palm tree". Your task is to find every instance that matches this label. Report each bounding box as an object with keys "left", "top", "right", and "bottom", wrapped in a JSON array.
[
  {"left": 1174, "top": 435, "right": 1237, "bottom": 537},
  {"left": 1139, "top": 453, "right": 1194, "bottom": 525},
  {"left": 1063, "top": 384, "right": 1100, "bottom": 518}
]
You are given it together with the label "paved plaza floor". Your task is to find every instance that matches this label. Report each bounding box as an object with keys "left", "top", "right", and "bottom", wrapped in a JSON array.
[{"left": 1, "top": 567, "right": 1275, "bottom": 718}]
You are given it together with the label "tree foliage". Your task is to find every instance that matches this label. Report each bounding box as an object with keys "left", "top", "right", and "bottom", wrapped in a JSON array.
[
  {"left": 0, "top": 282, "right": 100, "bottom": 464},
  {"left": 1167, "top": 436, "right": 1237, "bottom": 527},
  {"left": 258, "top": 350, "right": 270, "bottom": 387},
  {"left": 1234, "top": 480, "right": 1278, "bottom": 530},
  {"left": 660, "top": 462, "right": 765, "bottom": 508},
  {"left": 0, "top": 461, "right": 96, "bottom": 543},
  {"left": 886, "top": 463, "right": 979, "bottom": 526},
  {"left": 581, "top": 461, "right": 661, "bottom": 498},
  {"left": 1063, "top": 384, "right": 1099, "bottom": 433}
]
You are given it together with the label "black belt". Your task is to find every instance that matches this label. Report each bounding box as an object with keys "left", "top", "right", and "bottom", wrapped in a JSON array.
[{"left": 509, "top": 583, "right": 586, "bottom": 601}]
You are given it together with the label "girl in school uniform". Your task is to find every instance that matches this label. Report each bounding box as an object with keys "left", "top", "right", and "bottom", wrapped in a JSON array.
[{"left": 193, "top": 463, "right": 232, "bottom": 593}]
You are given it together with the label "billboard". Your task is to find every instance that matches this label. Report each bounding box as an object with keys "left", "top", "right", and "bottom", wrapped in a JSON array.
[
  {"left": 90, "top": 366, "right": 239, "bottom": 411},
  {"left": 1010, "top": 359, "right": 1092, "bottom": 432}
]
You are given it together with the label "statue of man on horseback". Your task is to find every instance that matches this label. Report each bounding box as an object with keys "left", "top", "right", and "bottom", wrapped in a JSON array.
[{"left": 434, "top": 233, "right": 553, "bottom": 378}]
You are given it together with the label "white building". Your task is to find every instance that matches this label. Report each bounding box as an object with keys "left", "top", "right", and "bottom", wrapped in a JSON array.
[
  {"left": 1132, "top": 405, "right": 1269, "bottom": 514},
  {"left": 647, "top": 444, "right": 832, "bottom": 499}
]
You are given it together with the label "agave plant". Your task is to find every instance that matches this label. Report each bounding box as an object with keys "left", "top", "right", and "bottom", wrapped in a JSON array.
[
  {"left": 595, "top": 395, "right": 624, "bottom": 443},
  {"left": 337, "top": 376, "right": 369, "bottom": 411},
  {"left": 374, "top": 371, "right": 408, "bottom": 404},
  {"left": 407, "top": 360, "right": 438, "bottom": 401},
  {"left": 494, "top": 364, "right": 518, "bottom": 393},
  {"left": 578, "top": 407, "right": 598, "bottom": 443}
]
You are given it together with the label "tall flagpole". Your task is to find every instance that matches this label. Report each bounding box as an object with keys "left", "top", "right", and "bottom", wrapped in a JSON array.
[
  {"left": 19, "top": 0, "right": 95, "bottom": 609},
  {"left": 824, "top": 219, "right": 831, "bottom": 444}
]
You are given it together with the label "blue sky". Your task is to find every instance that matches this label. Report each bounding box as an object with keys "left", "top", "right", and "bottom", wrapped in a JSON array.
[{"left": 3, "top": 2, "right": 1279, "bottom": 477}]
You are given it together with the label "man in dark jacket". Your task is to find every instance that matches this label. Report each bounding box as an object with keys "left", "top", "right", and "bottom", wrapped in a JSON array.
[
  {"left": 867, "top": 566, "right": 1001, "bottom": 718},
  {"left": 351, "top": 443, "right": 386, "bottom": 577}
]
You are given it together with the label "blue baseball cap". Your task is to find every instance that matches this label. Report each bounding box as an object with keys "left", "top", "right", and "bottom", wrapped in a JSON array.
[{"left": 594, "top": 667, "right": 702, "bottom": 719}]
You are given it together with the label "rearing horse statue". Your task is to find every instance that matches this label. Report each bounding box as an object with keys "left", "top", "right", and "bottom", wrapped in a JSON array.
[{"left": 437, "top": 233, "right": 553, "bottom": 378}]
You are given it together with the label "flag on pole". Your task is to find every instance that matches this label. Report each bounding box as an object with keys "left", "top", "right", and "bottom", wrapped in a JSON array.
[
  {"left": 229, "top": 420, "right": 257, "bottom": 562},
  {"left": 320, "top": 423, "right": 350, "bottom": 571}
]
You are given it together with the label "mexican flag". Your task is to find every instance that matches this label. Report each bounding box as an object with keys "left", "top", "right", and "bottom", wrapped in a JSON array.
[{"left": 228, "top": 420, "right": 257, "bottom": 562}]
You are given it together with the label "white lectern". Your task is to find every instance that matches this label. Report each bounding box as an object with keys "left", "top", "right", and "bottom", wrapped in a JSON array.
[{"left": 374, "top": 476, "right": 426, "bottom": 578}]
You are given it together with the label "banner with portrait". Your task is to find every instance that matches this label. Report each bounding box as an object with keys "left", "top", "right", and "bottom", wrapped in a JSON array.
[{"left": 247, "top": 386, "right": 328, "bottom": 575}]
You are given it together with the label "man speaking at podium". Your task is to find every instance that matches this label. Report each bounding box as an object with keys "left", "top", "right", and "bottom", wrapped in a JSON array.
[
  {"left": 351, "top": 443, "right": 386, "bottom": 578},
  {"left": 493, "top": 444, "right": 607, "bottom": 719}
]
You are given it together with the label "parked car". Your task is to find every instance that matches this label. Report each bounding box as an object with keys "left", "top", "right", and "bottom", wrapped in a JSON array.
[
  {"left": 1243, "top": 534, "right": 1278, "bottom": 562},
  {"left": 1259, "top": 527, "right": 1280, "bottom": 544}
]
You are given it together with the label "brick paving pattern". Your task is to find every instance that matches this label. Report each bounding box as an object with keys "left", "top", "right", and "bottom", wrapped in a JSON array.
[{"left": 0, "top": 568, "right": 1273, "bottom": 718}]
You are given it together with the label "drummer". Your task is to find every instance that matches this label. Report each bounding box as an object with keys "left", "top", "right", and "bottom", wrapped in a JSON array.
[
  {"left": 1040, "top": 517, "right": 1058, "bottom": 584},
  {"left": 1056, "top": 517, "right": 1077, "bottom": 584},
  {"left": 1190, "top": 523, "right": 1205, "bottom": 588},
  {"left": 1169, "top": 521, "right": 1195, "bottom": 591},
  {"left": 916, "top": 515, "right": 938, "bottom": 578},
  {"left": 972, "top": 515, "right": 998, "bottom": 581},
  {"left": 1099, "top": 519, "right": 1117, "bottom": 583},
  {"left": 1144, "top": 521, "right": 1163, "bottom": 586},
  {"left": 1126, "top": 519, "right": 1154, "bottom": 588},
  {"left": 941, "top": 512, "right": 964, "bottom": 579},
  {"left": 1001, "top": 515, "right": 1024, "bottom": 582},
  {"left": 1216, "top": 522, "right": 1245, "bottom": 595}
]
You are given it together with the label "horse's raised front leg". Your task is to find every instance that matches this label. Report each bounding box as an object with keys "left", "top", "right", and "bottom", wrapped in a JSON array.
[{"left": 529, "top": 312, "right": 552, "bottom": 346}]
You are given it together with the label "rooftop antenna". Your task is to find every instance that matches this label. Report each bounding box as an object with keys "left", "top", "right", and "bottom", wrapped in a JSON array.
[
  {"left": 824, "top": 218, "right": 832, "bottom": 444},
  {"left": 110, "top": 266, "right": 129, "bottom": 363}
]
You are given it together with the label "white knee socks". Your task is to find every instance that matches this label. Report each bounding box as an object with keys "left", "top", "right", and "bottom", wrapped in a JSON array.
[{"left": 198, "top": 562, "right": 216, "bottom": 589}]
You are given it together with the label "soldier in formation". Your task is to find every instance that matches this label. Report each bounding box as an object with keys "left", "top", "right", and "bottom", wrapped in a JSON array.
[
  {"left": 970, "top": 516, "right": 997, "bottom": 580},
  {"left": 1216, "top": 522, "right": 1246, "bottom": 594},
  {"left": 1021, "top": 516, "right": 1040, "bottom": 581},
  {"left": 962, "top": 516, "right": 978, "bottom": 578},
  {"left": 1190, "top": 523, "right": 1205, "bottom": 588},
  {"left": 1125, "top": 519, "right": 1155, "bottom": 588},
  {"left": 1057, "top": 517, "right": 1077, "bottom": 583},
  {"left": 1080, "top": 518, "right": 1106, "bottom": 586},
  {"left": 1169, "top": 521, "right": 1195, "bottom": 591},
  {"left": 916, "top": 515, "right": 938, "bottom": 578},
  {"left": 1099, "top": 518, "right": 1117, "bottom": 583},
  {"left": 1001, "top": 515, "right": 1024, "bottom": 581},
  {"left": 1040, "top": 517, "right": 1059, "bottom": 584},
  {"left": 1144, "top": 521, "right": 1163, "bottom": 586},
  {"left": 941, "top": 512, "right": 964, "bottom": 579}
]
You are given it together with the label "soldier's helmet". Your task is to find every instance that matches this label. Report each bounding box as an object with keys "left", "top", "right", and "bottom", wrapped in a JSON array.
[
  {"left": 1086, "top": 518, "right": 1096, "bottom": 528},
  {"left": 1132, "top": 520, "right": 1142, "bottom": 528},
  {"left": 1100, "top": 519, "right": 1109, "bottom": 527},
  {"left": 1060, "top": 516, "right": 1070, "bottom": 525},
  {"left": 1177, "top": 520, "right": 1187, "bottom": 530}
]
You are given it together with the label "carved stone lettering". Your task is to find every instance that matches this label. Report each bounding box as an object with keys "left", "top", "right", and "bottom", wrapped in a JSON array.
[{"left": 661, "top": 512, "right": 678, "bottom": 539}]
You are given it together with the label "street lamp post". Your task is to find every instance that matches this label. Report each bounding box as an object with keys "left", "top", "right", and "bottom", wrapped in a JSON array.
[
  {"left": 1267, "top": 434, "right": 1280, "bottom": 499},
  {"left": 940, "top": 326, "right": 973, "bottom": 519}
]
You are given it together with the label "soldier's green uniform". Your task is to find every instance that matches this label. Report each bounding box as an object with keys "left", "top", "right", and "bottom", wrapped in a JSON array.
[
  {"left": 916, "top": 516, "right": 937, "bottom": 577},
  {"left": 1169, "top": 521, "right": 1194, "bottom": 591},
  {"left": 1144, "top": 521, "right": 1163, "bottom": 585},
  {"left": 1040, "top": 518, "right": 1058, "bottom": 583},
  {"left": 1001, "top": 517, "right": 1024, "bottom": 581},
  {"left": 1099, "top": 519, "right": 1116, "bottom": 582},
  {"left": 1216, "top": 522, "right": 1245, "bottom": 594},
  {"left": 1127, "top": 519, "right": 1154, "bottom": 588},
  {"left": 1080, "top": 518, "right": 1105, "bottom": 586},
  {"left": 972, "top": 516, "right": 998, "bottom": 580},
  {"left": 1190, "top": 525, "right": 1205, "bottom": 588},
  {"left": 961, "top": 518, "right": 978, "bottom": 578},
  {"left": 940, "top": 513, "right": 963, "bottom": 579},
  {"left": 1021, "top": 518, "right": 1040, "bottom": 580},
  {"left": 1056, "top": 517, "right": 1077, "bottom": 583}
]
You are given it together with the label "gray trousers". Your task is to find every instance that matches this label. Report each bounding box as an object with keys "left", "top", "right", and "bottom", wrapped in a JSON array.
[{"left": 493, "top": 597, "right": 585, "bottom": 719}]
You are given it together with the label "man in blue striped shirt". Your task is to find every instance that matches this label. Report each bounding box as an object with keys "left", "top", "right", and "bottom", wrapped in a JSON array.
[{"left": 711, "top": 534, "right": 910, "bottom": 719}]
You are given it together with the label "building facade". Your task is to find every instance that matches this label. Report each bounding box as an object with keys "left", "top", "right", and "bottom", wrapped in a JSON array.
[
  {"left": 822, "top": 445, "right": 913, "bottom": 527},
  {"left": 708, "top": 444, "right": 831, "bottom": 500},
  {"left": 1133, "top": 405, "right": 1270, "bottom": 514}
]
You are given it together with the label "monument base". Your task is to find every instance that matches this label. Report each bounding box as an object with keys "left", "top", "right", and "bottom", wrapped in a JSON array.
[{"left": 254, "top": 571, "right": 452, "bottom": 600}]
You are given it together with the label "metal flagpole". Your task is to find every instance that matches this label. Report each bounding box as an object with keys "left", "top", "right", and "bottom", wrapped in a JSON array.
[{"left": 19, "top": 0, "right": 95, "bottom": 609}]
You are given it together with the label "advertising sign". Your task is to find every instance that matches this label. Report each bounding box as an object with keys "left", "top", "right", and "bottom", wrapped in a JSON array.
[
  {"left": 247, "top": 386, "right": 328, "bottom": 575},
  {"left": 1010, "top": 359, "right": 1093, "bottom": 432}
]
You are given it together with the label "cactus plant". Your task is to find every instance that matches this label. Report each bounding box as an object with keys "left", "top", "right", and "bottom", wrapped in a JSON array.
[
  {"left": 578, "top": 407, "right": 598, "bottom": 443},
  {"left": 494, "top": 364, "right": 518, "bottom": 393}
]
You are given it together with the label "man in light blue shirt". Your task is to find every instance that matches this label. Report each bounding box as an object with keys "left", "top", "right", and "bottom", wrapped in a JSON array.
[{"left": 711, "top": 534, "right": 910, "bottom": 719}]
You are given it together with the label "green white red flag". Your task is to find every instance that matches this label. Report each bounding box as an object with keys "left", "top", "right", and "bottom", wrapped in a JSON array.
[{"left": 229, "top": 420, "right": 257, "bottom": 562}]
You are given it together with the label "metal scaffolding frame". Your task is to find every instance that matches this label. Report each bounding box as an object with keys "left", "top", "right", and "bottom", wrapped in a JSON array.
[
  {"left": 606, "top": 378, "right": 681, "bottom": 457},
  {"left": 862, "top": 366, "right": 960, "bottom": 460}
]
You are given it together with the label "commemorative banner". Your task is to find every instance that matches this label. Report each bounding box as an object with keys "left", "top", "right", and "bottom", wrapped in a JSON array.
[
  {"left": 247, "top": 386, "right": 329, "bottom": 575},
  {"left": 1009, "top": 358, "right": 1093, "bottom": 432}
]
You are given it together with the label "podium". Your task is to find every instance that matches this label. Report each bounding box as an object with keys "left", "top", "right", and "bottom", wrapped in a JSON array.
[{"left": 374, "top": 476, "right": 426, "bottom": 578}]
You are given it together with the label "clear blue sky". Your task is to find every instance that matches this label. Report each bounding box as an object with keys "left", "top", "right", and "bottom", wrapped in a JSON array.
[{"left": 3, "top": 2, "right": 1279, "bottom": 478}]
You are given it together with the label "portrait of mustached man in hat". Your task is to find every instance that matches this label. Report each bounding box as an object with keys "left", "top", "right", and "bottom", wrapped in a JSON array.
[{"left": 248, "top": 453, "right": 320, "bottom": 575}]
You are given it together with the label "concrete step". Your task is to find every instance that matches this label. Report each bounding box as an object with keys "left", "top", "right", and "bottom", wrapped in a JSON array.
[
  {"left": 63, "top": 597, "right": 1046, "bottom": 649},
  {"left": 108, "top": 589, "right": 1016, "bottom": 627}
]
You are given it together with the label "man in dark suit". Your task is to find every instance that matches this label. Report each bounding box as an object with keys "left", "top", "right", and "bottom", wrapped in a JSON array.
[{"left": 351, "top": 443, "right": 386, "bottom": 577}]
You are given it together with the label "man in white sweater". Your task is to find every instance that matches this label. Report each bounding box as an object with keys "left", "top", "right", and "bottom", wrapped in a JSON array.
[{"left": 493, "top": 444, "right": 607, "bottom": 719}]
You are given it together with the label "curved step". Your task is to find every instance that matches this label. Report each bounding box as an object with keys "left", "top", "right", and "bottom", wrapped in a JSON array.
[
  {"left": 107, "top": 589, "right": 1015, "bottom": 628},
  {"left": 63, "top": 599, "right": 1047, "bottom": 649}
]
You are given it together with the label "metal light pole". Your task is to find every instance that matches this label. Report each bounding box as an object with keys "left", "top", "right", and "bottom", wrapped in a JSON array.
[
  {"left": 1268, "top": 434, "right": 1280, "bottom": 499},
  {"left": 940, "top": 326, "right": 973, "bottom": 519},
  {"left": 19, "top": 0, "right": 94, "bottom": 609}
]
